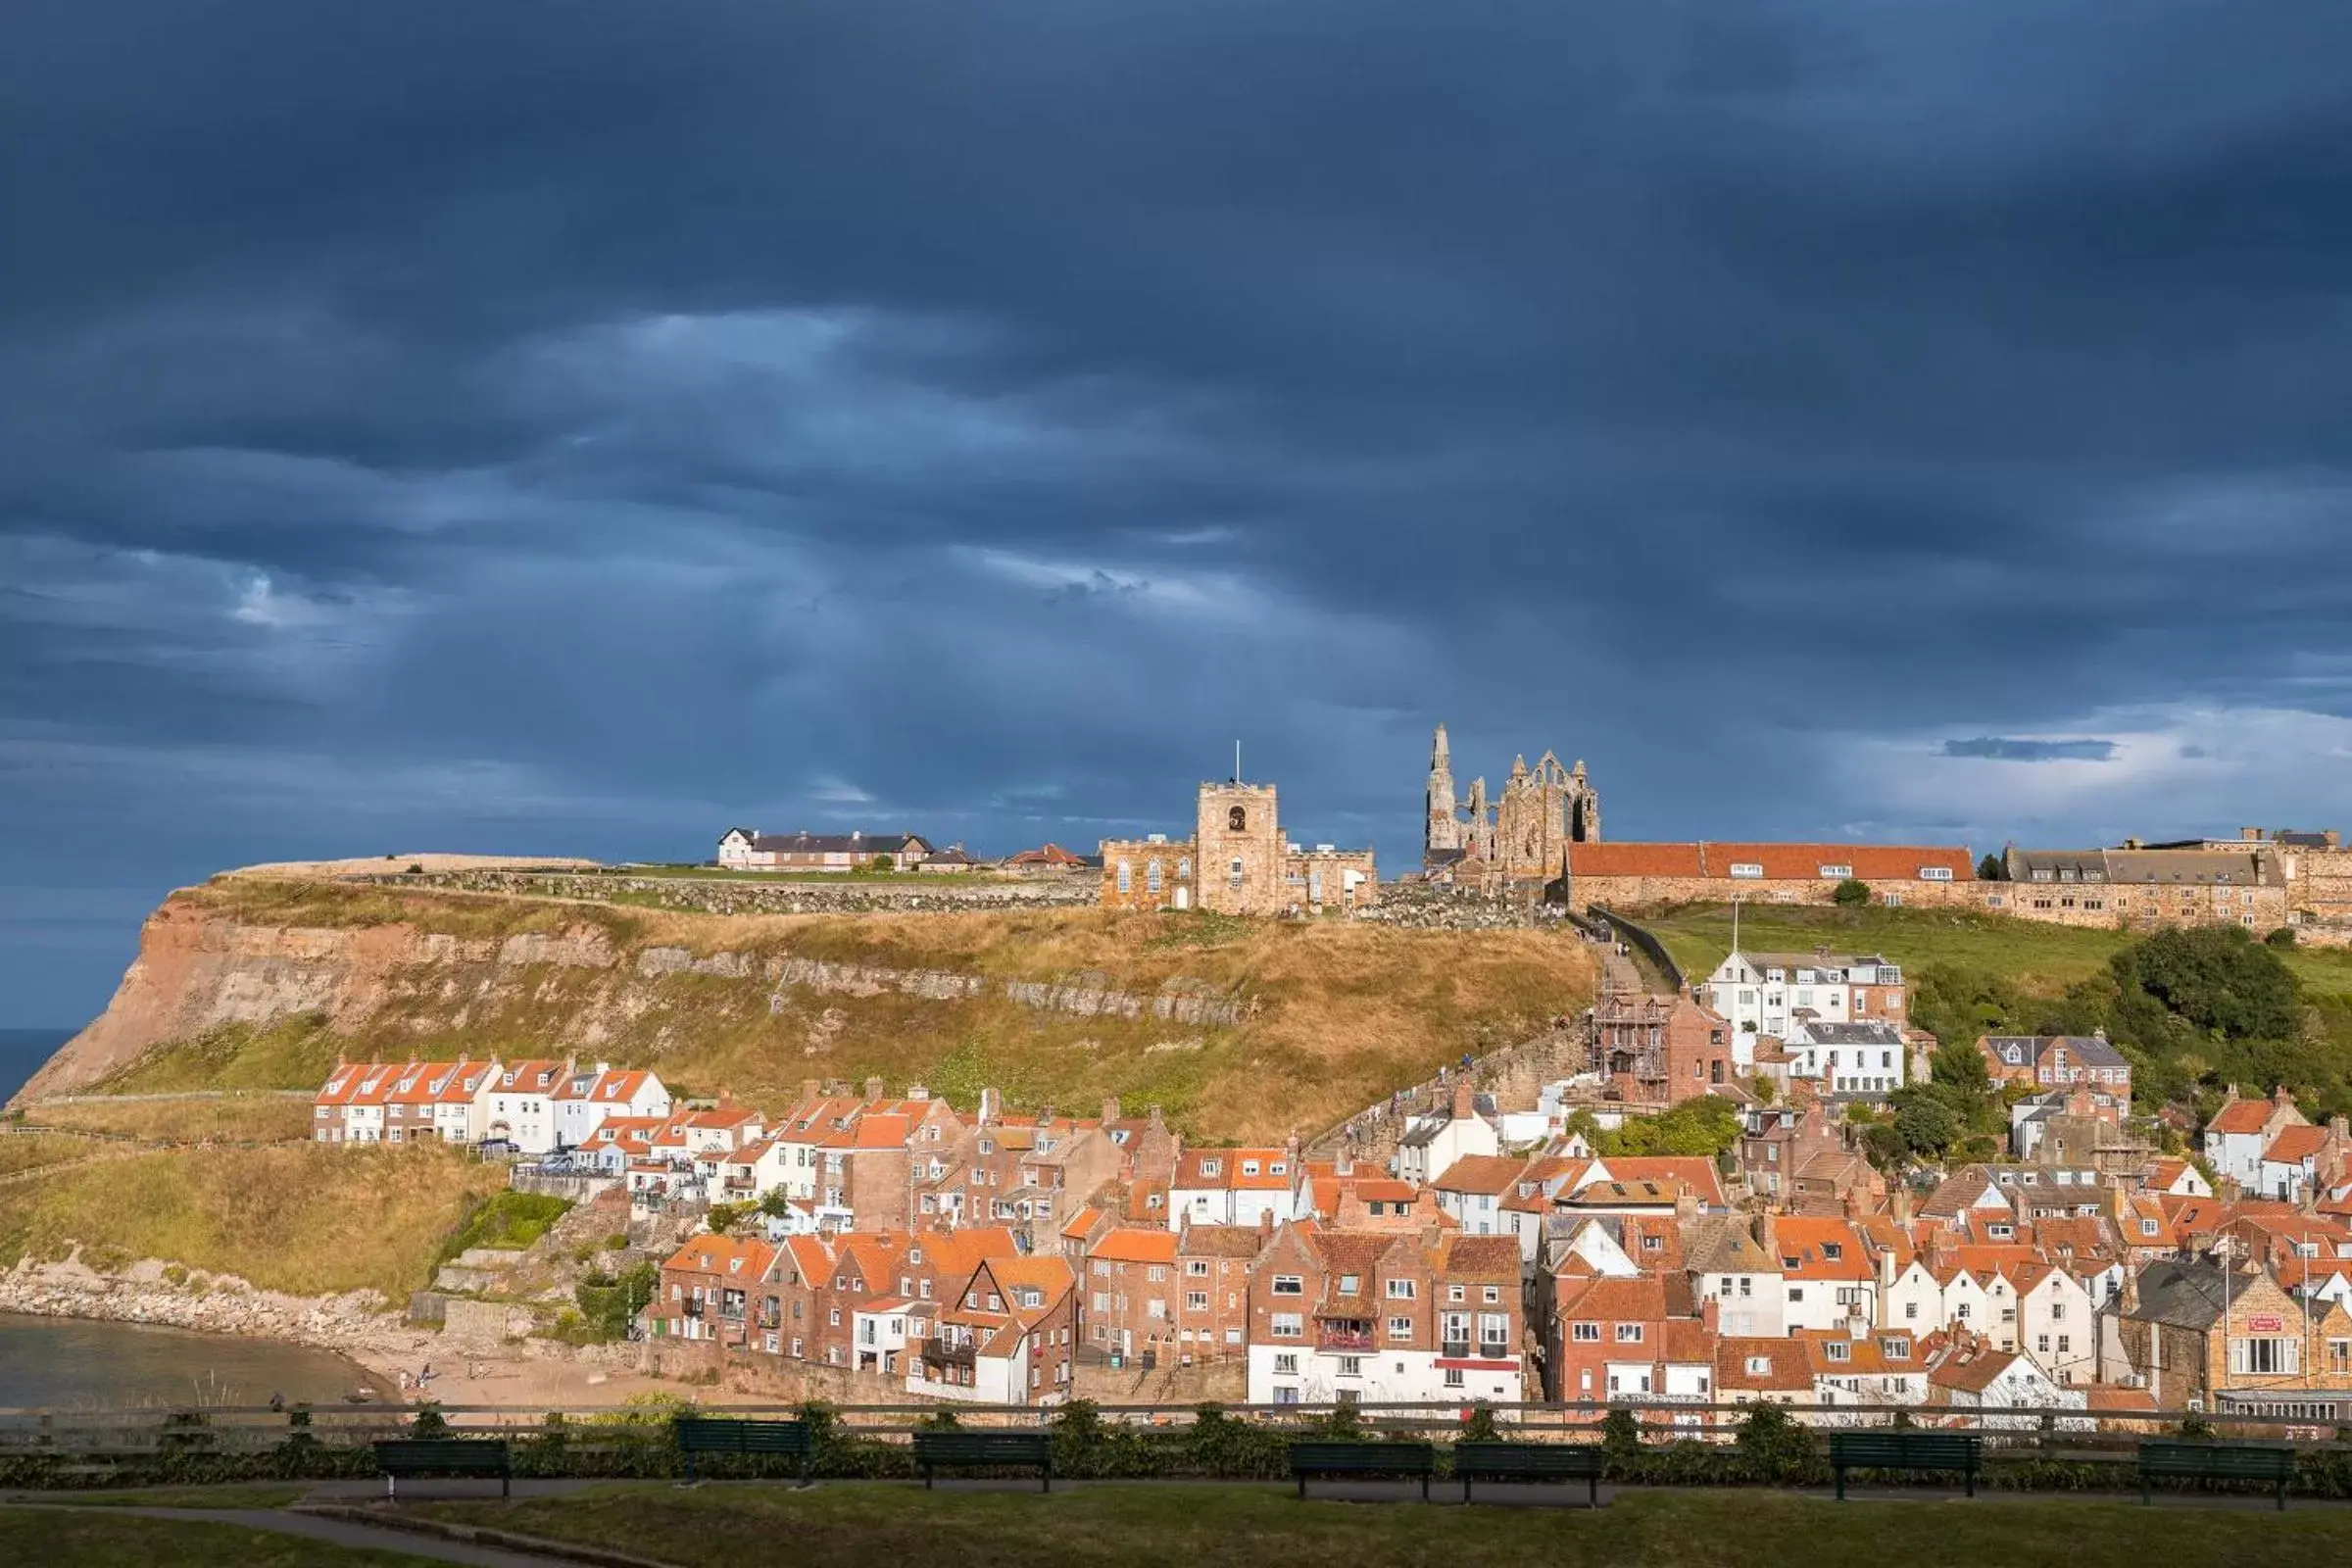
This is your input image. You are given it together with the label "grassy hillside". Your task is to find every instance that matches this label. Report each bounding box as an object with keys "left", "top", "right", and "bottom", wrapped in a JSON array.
[
  {"left": 0, "top": 1144, "right": 505, "bottom": 1298},
  {"left": 83, "top": 882, "right": 1596, "bottom": 1143},
  {"left": 24, "top": 1096, "right": 317, "bottom": 1144}
]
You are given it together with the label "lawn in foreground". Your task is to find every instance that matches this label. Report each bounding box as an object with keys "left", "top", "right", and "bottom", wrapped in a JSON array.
[
  {"left": 421, "top": 1482, "right": 2352, "bottom": 1568},
  {"left": 0, "top": 1506, "right": 437, "bottom": 1566}
]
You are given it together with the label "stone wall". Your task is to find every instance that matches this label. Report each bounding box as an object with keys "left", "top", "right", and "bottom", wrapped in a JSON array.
[
  {"left": 765, "top": 955, "right": 1246, "bottom": 1028},
  {"left": 2287, "top": 845, "right": 2352, "bottom": 922},
  {"left": 380, "top": 870, "right": 1097, "bottom": 916},
  {"left": 1578, "top": 870, "right": 2290, "bottom": 936}
]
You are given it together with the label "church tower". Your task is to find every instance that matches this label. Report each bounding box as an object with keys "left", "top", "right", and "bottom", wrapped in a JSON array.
[{"left": 1425, "top": 724, "right": 1462, "bottom": 858}]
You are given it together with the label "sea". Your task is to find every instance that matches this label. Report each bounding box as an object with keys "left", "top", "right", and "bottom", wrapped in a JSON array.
[
  {"left": 0, "top": 1027, "right": 70, "bottom": 1104},
  {"left": 0, "top": 1026, "right": 380, "bottom": 1410}
]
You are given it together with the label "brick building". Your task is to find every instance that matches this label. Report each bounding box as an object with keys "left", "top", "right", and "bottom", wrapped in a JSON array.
[
  {"left": 1246, "top": 1223, "right": 1524, "bottom": 1406},
  {"left": 1591, "top": 993, "right": 1735, "bottom": 1105},
  {"left": 1560, "top": 842, "right": 1976, "bottom": 915},
  {"left": 1978, "top": 1033, "right": 2132, "bottom": 1100}
]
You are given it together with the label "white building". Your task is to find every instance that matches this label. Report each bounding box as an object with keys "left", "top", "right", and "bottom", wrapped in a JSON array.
[
  {"left": 552, "top": 1064, "right": 671, "bottom": 1150},
  {"left": 475, "top": 1059, "right": 569, "bottom": 1153},
  {"left": 1783, "top": 1021, "right": 1909, "bottom": 1096},
  {"left": 1395, "top": 1084, "right": 1500, "bottom": 1186},
  {"left": 1930, "top": 1344, "right": 2090, "bottom": 1430},
  {"left": 1702, "top": 951, "right": 1906, "bottom": 1069},
  {"left": 1167, "top": 1147, "right": 1299, "bottom": 1232}
]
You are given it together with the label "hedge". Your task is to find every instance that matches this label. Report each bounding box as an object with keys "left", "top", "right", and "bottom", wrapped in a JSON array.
[{"left": 4, "top": 1400, "right": 2349, "bottom": 1500}]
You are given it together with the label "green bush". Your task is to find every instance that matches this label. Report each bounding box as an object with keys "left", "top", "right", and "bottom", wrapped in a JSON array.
[
  {"left": 1833, "top": 877, "right": 1873, "bottom": 907},
  {"left": 1734, "top": 1402, "right": 1825, "bottom": 1485}
]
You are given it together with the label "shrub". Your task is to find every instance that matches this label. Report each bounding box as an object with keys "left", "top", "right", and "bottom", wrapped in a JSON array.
[
  {"left": 1734, "top": 1402, "right": 1823, "bottom": 1484},
  {"left": 1460, "top": 1403, "right": 1499, "bottom": 1443},
  {"left": 2267, "top": 927, "right": 2298, "bottom": 949},
  {"left": 1833, "top": 877, "right": 1873, "bottom": 907}
]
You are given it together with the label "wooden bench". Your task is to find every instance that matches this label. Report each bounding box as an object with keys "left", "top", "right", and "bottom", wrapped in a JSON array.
[
  {"left": 909, "top": 1431, "right": 1055, "bottom": 1493},
  {"left": 1454, "top": 1441, "right": 1604, "bottom": 1505},
  {"left": 372, "top": 1438, "right": 512, "bottom": 1499},
  {"left": 673, "top": 1417, "right": 814, "bottom": 1485},
  {"left": 1289, "top": 1440, "right": 1437, "bottom": 1501},
  {"left": 2138, "top": 1441, "right": 2296, "bottom": 1510},
  {"left": 1827, "top": 1431, "right": 1982, "bottom": 1499}
]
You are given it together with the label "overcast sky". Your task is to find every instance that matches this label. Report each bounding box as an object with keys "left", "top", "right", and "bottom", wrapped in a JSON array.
[{"left": 7, "top": 2, "right": 2352, "bottom": 1026}]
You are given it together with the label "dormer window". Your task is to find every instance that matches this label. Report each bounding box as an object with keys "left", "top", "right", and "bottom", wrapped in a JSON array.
[
  {"left": 1201, "top": 1159, "right": 1222, "bottom": 1179},
  {"left": 1825, "top": 1341, "right": 1849, "bottom": 1361},
  {"left": 1241, "top": 1160, "right": 1259, "bottom": 1177}
]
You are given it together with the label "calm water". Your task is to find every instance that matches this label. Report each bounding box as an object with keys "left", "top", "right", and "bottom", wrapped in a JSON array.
[
  {"left": 0, "top": 1028, "right": 73, "bottom": 1103},
  {"left": 0, "top": 1312, "right": 379, "bottom": 1411}
]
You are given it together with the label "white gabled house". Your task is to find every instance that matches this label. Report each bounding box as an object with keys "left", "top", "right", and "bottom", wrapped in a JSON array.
[{"left": 552, "top": 1063, "right": 671, "bottom": 1150}]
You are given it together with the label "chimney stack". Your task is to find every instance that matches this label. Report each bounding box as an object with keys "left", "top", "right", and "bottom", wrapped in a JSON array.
[
  {"left": 1452, "top": 1081, "right": 1475, "bottom": 1120},
  {"left": 863, "top": 1076, "right": 884, "bottom": 1102},
  {"left": 801, "top": 1078, "right": 820, "bottom": 1106},
  {"left": 1891, "top": 1183, "right": 1915, "bottom": 1228},
  {"left": 1101, "top": 1097, "right": 1121, "bottom": 1126},
  {"left": 2242, "top": 826, "right": 2264, "bottom": 842},
  {"left": 978, "top": 1087, "right": 1001, "bottom": 1126},
  {"left": 1336, "top": 1143, "right": 1354, "bottom": 1179}
]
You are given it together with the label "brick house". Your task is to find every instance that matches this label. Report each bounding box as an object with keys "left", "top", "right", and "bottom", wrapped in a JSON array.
[
  {"left": 1977, "top": 1034, "right": 2132, "bottom": 1100},
  {"left": 1545, "top": 1272, "right": 1675, "bottom": 1402},
  {"left": 1591, "top": 994, "right": 1736, "bottom": 1105},
  {"left": 1565, "top": 843, "right": 1974, "bottom": 920},
  {"left": 1247, "top": 1224, "right": 1524, "bottom": 1406},
  {"left": 651, "top": 1233, "right": 778, "bottom": 1347},
  {"left": 2101, "top": 1257, "right": 2352, "bottom": 1415},
  {"left": 907, "top": 1254, "right": 1078, "bottom": 1405}
]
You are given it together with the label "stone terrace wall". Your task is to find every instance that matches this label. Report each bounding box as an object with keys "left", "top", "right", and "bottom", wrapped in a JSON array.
[{"left": 373, "top": 870, "right": 1097, "bottom": 917}]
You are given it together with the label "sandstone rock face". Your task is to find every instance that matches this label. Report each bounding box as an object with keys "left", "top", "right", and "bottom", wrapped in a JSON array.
[{"left": 14, "top": 886, "right": 1245, "bottom": 1104}]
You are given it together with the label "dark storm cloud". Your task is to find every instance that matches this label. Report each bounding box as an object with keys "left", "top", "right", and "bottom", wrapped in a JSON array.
[
  {"left": 7, "top": 1, "right": 2352, "bottom": 1021},
  {"left": 1942, "top": 738, "right": 2117, "bottom": 763}
]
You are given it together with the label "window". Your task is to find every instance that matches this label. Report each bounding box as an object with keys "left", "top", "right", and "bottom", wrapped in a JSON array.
[
  {"left": 1447, "top": 1284, "right": 1466, "bottom": 1303},
  {"left": 1115, "top": 861, "right": 1132, "bottom": 894},
  {"left": 2328, "top": 1340, "right": 2351, "bottom": 1375},
  {"left": 2231, "top": 1337, "right": 2300, "bottom": 1376},
  {"left": 1338, "top": 1274, "right": 1360, "bottom": 1295},
  {"left": 1881, "top": 1338, "right": 1907, "bottom": 1359},
  {"left": 1270, "top": 1312, "right": 1302, "bottom": 1339},
  {"left": 1904, "top": 1300, "right": 1918, "bottom": 1321},
  {"left": 1729, "top": 862, "right": 1764, "bottom": 879},
  {"left": 1146, "top": 860, "right": 1163, "bottom": 895},
  {"left": 1819, "top": 863, "right": 1852, "bottom": 879},
  {"left": 1615, "top": 1323, "right": 1643, "bottom": 1343},
  {"left": 1386, "top": 1278, "right": 1416, "bottom": 1299},
  {"left": 1389, "top": 1315, "right": 1413, "bottom": 1341},
  {"left": 1824, "top": 1341, "right": 1848, "bottom": 1361},
  {"left": 1229, "top": 806, "right": 1248, "bottom": 833},
  {"left": 1273, "top": 1352, "right": 1298, "bottom": 1374},
  {"left": 1337, "top": 1355, "right": 1363, "bottom": 1378},
  {"left": 1186, "top": 1259, "right": 1209, "bottom": 1278},
  {"left": 1572, "top": 1322, "right": 1601, "bottom": 1343},
  {"left": 1444, "top": 1367, "right": 1465, "bottom": 1389},
  {"left": 1484, "top": 1286, "right": 1501, "bottom": 1304},
  {"left": 1745, "top": 1355, "right": 1771, "bottom": 1375},
  {"left": 1228, "top": 858, "right": 1246, "bottom": 889}
]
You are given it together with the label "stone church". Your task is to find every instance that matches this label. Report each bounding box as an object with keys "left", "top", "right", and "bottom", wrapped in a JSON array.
[
  {"left": 1424, "top": 723, "right": 1600, "bottom": 881},
  {"left": 1100, "top": 779, "right": 1379, "bottom": 916}
]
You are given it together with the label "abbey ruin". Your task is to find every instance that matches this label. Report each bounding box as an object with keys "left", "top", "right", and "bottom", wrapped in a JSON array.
[{"left": 1423, "top": 722, "right": 1601, "bottom": 882}]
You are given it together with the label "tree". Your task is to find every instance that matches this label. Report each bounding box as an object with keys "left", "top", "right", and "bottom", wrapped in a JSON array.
[
  {"left": 705, "top": 1201, "right": 752, "bottom": 1237},
  {"left": 1929, "top": 1039, "right": 1994, "bottom": 1096},
  {"left": 2112, "top": 925, "right": 2300, "bottom": 1043},
  {"left": 1978, "top": 854, "right": 2005, "bottom": 882},
  {"left": 1832, "top": 877, "right": 1872, "bottom": 907},
  {"left": 1894, "top": 1094, "right": 1960, "bottom": 1155},
  {"left": 757, "top": 1188, "right": 793, "bottom": 1218},
  {"left": 1861, "top": 1122, "right": 1907, "bottom": 1169}
]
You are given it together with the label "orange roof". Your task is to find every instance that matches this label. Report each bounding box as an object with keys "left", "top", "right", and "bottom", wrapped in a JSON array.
[
  {"left": 1567, "top": 842, "right": 1974, "bottom": 881},
  {"left": 1593, "top": 1157, "right": 1726, "bottom": 1207},
  {"left": 1060, "top": 1205, "right": 1105, "bottom": 1241},
  {"left": 1772, "top": 1218, "right": 1871, "bottom": 1280},
  {"left": 2267, "top": 1124, "right": 2328, "bottom": 1163},
  {"left": 1434, "top": 1154, "right": 1529, "bottom": 1196},
  {"left": 1090, "top": 1228, "right": 1178, "bottom": 1265},
  {"left": 1552, "top": 1273, "right": 1668, "bottom": 1323},
  {"left": 662, "top": 1232, "right": 776, "bottom": 1278},
  {"left": 2209, "top": 1099, "right": 2277, "bottom": 1135},
  {"left": 1716, "top": 1336, "right": 1809, "bottom": 1391}
]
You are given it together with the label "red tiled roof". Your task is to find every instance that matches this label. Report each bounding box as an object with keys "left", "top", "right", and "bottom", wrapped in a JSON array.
[
  {"left": 1434, "top": 1154, "right": 1529, "bottom": 1196},
  {"left": 2209, "top": 1099, "right": 2277, "bottom": 1135},
  {"left": 1567, "top": 842, "right": 1974, "bottom": 881},
  {"left": 1090, "top": 1228, "right": 1178, "bottom": 1265},
  {"left": 2266, "top": 1124, "right": 2328, "bottom": 1163}
]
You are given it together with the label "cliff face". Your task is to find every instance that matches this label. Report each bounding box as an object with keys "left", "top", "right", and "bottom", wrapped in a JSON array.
[{"left": 21, "top": 878, "right": 1593, "bottom": 1143}]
